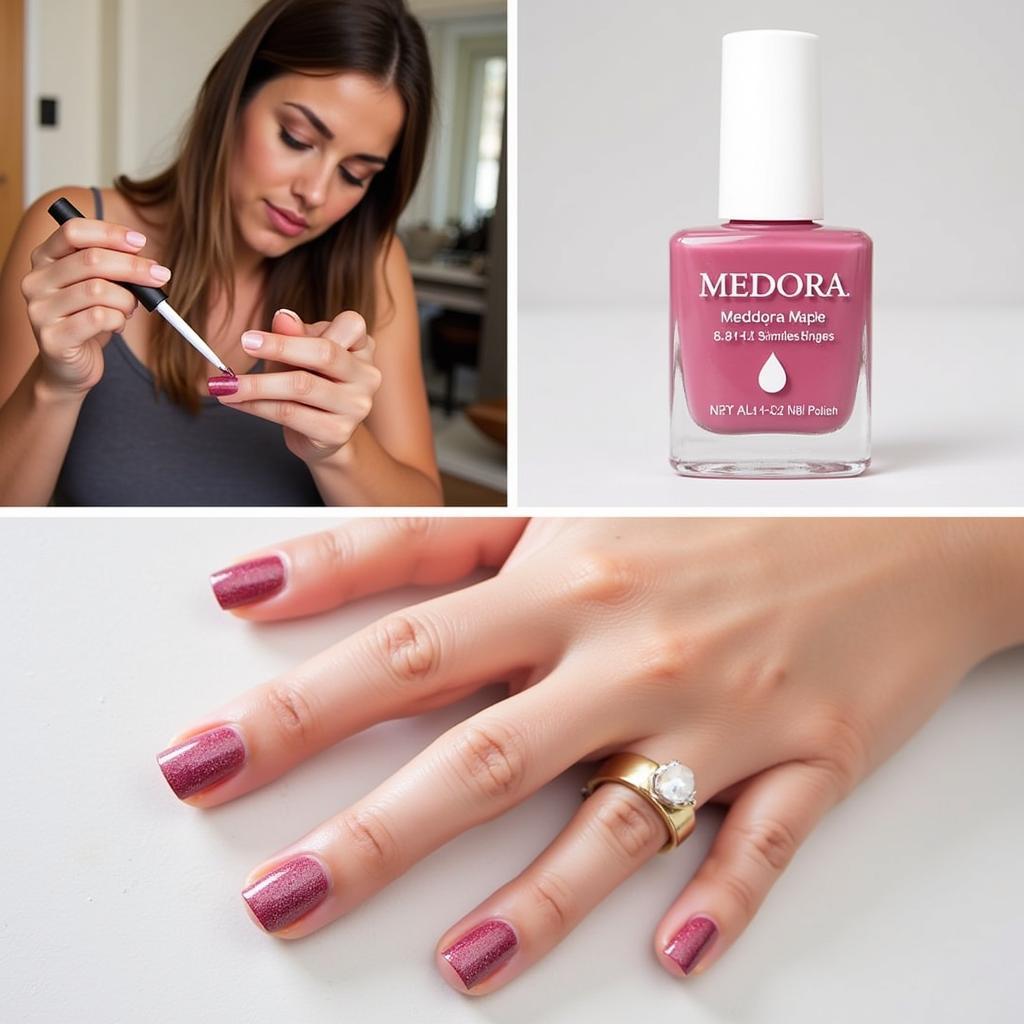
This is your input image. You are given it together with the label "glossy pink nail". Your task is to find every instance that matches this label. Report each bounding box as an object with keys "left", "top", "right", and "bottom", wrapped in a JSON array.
[
  {"left": 207, "top": 375, "right": 239, "bottom": 396},
  {"left": 441, "top": 919, "right": 518, "bottom": 989},
  {"left": 156, "top": 725, "right": 245, "bottom": 800},
  {"left": 664, "top": 915, "right": 718, "bottom": 975},
  {"left": 242, "top": 855, "right": 330, "bottom": 933},
  {"left": 210, "top": 555, "right": 285, "bottom": 609}
]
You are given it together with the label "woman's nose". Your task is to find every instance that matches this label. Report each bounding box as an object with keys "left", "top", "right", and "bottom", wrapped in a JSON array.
[{"left": 294, "top": 163, "right": 334, "bottom": 209}]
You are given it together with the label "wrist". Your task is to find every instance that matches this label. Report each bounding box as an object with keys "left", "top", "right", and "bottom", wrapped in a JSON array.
[
  {"left": 32, "top": 361, "right": 89, "bottom": 410},
  {"left": 938, "top": 519, "right": 1024, "bottom": 655}
]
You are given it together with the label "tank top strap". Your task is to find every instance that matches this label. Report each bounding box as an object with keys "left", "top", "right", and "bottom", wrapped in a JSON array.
[{"left": 90, "top": 185, "right": 103, "bottom": 219}]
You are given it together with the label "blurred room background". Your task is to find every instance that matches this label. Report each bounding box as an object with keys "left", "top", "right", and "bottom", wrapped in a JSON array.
[{"left": 0, "top": 0, "right": 507, "bottom": 505}]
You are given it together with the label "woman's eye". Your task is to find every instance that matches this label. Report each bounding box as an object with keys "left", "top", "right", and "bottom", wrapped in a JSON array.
[{"left": 279, "top": 127, "right": 366, "bottom": 188}]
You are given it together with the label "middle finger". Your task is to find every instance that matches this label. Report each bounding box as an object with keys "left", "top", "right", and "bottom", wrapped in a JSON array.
[{"left": 238, "top": 330, "right": 365, "bottom": 382}]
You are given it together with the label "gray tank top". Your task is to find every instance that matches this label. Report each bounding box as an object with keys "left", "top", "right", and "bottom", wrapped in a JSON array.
[{"left": 53, "top": 187, "right": 323, "bottom": 506}]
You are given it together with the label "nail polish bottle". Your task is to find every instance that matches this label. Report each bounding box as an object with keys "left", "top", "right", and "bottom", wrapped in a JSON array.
[{"left": 669, "top": 30, "right": 871, "bottom": 478}]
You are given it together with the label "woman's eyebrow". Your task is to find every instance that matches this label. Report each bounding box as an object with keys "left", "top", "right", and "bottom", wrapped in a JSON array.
[{"left": 283, "top": 102, "right": 388, "bottom": 165}]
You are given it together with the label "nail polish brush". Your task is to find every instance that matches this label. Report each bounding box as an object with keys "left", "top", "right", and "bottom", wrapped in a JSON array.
[{"left": 47, "top": 196, "right": 235, "bottom": 376}]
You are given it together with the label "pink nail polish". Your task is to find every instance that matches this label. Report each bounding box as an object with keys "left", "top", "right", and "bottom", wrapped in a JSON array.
[
  {"left": 441, "top": 919, "right": 518, "bottom": 989},
  {"left": 210, "top": 555, "right": 285, "bottom": 609},
  {"left": 670, "top": 31, "right": 871, "bottom": 478},
  {"left": 156, "top": 725, "right": 245, "bottom": 800},
  {"left": 664, "top": 915, "right": 718, "bottom": 975},
  {"left": 207, "top": 375, "right": 239, "bottom": 396},
  {"left": 242, "top": 855, "right": 330, "bottom": 933}
]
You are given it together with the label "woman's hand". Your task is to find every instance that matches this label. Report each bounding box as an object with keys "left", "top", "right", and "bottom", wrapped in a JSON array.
[
  {"left": 156, "top": 518, "right": 1023, "bottom": 994},
  {"left": 208, "top": 308, "right": 382, "bottom": 465},
  {"left": 20, "top": 217, "right": 169, "bottom": 395}
]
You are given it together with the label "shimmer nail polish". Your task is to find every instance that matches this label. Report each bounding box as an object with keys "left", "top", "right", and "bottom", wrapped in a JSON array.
[
  {"left": 207, "top": 375, "right": 239, "bottom": 396},
  {"left": 441, "top": 919, "right": 518, "bottom": 989},
  {"left": 670, "top": 30, "right": 871, "bottom": 478},
  {"left": 242, "top": 855, "right": 330, "bottom": 933},
  {"left": 664, "top": 915, "right": 718, "bottom": 975},
  {"left": 156, "top": 725, "right": 246, "bottom": 800},
  {"left": 210, "top": 554, "right": 285, "bottom": 609}
]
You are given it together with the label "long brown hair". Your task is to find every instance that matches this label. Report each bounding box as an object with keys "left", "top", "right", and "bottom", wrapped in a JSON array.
[{"left": 115, "top": 0, "right": 432, "bottom": 410}]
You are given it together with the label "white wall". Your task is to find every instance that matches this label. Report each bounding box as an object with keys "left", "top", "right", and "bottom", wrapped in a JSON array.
[{"left": 519, "top": 0, "right": 1024, "bottom": 309}]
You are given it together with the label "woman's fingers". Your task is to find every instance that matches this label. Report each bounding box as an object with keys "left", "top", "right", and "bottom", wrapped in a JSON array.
[
  {"left": 655, "top": 761, "right": 839, "bottom": 978},
  {"left": 237, "top": 671, "right": 614, "bottom": 940},
  {"left": 209, "top": 367, "right": 375, "bottom": 414},
  {"left": 231, "top": 330, "right": 371, "bottom": 384},
  {"left": 434, "top": 773, "right": 672, "bottom": 993},
  {"left": 157, "top": 568, "right": 554, "bottom": 806},
  {"left": 206, "top": 518, "right": 527, "bottom": 619},
  {"left": 32, "top": 216, "right": 148, "bottom": 265}
]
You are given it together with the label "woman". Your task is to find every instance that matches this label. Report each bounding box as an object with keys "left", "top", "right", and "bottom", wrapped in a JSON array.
[
  {"left": 0, "top": 0, "right": 440, "bottom": 506},
  {"left": 155, "top": 517, "right": 1024, "bottom": 994}
]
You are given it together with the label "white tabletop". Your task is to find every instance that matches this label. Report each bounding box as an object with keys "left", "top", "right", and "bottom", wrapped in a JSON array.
[
  {"left": 516, "top": 307, "right": 1024, "bottom": 507},
  {"left": 2, "top": 516, "right": 1022, "bottom": 1023}
]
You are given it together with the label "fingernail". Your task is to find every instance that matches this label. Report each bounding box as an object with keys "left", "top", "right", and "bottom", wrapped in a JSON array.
[
  {"left": 207, "top": 375, "right": 239, "bottom": 396},
  {"left": 150, "top": 264, "right": 171, "bottom": 283},
  {"left": 210, "top": 554, "right": 286, "bottom": 609},
  {"left": 242, "top": 855, "right": 330, "bottom": 933},
  {"left": 241, "top": 331, "right": 264, "bottom": 350},
  {"left": 274, "top": 308, "right": 301, "bottom": 323},
  {"left": 441, "top": 919, "right": 518, "bottom": 990},
  {"left": 664, "top": 915, "right": 718, "bottom": 975},
  {"left": 156, "top": 725, "right": 246, "bottom": 800},
  {"left": 126, "top": 230, "right": 147, "bottom": 248}
]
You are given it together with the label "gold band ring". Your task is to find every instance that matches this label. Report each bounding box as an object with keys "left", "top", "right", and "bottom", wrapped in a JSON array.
[{"left": 581, "top": 753, "right": 697, "bottom": 853}]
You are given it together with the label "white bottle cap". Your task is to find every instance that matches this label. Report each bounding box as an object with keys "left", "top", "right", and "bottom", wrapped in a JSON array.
[{"left": 718, "top": 30, "right": 823, "bottom": 221}]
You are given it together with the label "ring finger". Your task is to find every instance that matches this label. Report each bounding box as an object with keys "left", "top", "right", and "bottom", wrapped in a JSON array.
[{"left": 209, "top": 371, "right": 355, "bottom": 414}]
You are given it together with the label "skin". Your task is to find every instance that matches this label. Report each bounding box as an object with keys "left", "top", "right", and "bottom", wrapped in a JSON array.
[
  {"left": 158, "top": 518, "right": 1024, "bottom": 995},
  {"left": 0, "top": 71, "right": 440, "bottom": 506}
]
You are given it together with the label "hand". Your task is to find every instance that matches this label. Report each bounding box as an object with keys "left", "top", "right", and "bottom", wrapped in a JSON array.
[
  {"left": 156, "top": 518, "right": 1018, "bottom": 994},
  {"left": 208, "top": 308, "right": 383, "bottom": 465},
  {"left": 21, "top": 217, "right": 170, "bottom": 395}
]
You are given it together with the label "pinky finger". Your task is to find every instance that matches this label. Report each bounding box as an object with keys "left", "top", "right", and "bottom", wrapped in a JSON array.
[{"left": 656, "top": 761, "right": 840, "bottom": 978}]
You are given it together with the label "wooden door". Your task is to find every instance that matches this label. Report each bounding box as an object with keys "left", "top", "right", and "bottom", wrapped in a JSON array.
[{"left": 0, "top": 0, "right": 25, "bottom": 262}]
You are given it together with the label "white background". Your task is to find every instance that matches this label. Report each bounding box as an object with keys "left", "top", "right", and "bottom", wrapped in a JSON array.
[
  {"left": 516, "top": 0, "right": 1024, "bottom": 507},
  {"left": 2, "top": 517, "right": 1023, "bottom": 1023}
]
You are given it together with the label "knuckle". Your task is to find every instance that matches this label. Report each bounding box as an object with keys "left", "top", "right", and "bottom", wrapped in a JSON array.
[
  {"left": 591, "top": 789, "right": 663, "bottom": 861},
  {"left": 263, "top": 680, "right": 319, "bottom": 747},
  {"left": 634, "top": 629, "right": 697, "bottom": 687},
  {"left": 372, "top": 612, "right": 442, "bottom": 687},
  {"left": 805, "top": 705, "right": 869, "bottom": 799},
  {"left": 448, "top": 720, "right": 527, "bottom": 803},
  {"left": 90, "top": 305, "right": 107, "bottom": 327},
  {"left": 739, "top": 817, "right": 799, "bottom": 875},
  {"left": 562, "top": 550, "right": 643, "bottom": 607},
  {"left": 342, "top": 804, "right": 398, "bottom": 875},
  {"left": 339, "top": 310, "right": 367, "bottom": 337},
  {"left": 82, "top": 247, "right": 103, "bottom": 268},
  {"left": 526, "top": 869, "right": 575, "bottom": 931},
  {"left": 290, "top": 371, "right": 315, "bottom": 397},
  {"left": 26, "top": 297, "right": 43, "bottom": 324},
  {"left": 316, "top": 339, "right": 336, "bottom": 367},
  {"left": 38, "top": 323, "right": 57, "bottom": 352},
  {"left": 21, "top": 270, "right": 39, "bottom": 301},
  {"left": 367, "top": 366, "right": 383, "bottom": 394},
  {"left": 311, "top": 527, "right": 354, "bottom": 580},
  {"left": 714, "top": 863, "right": 759, "bottom": 919},
  {"left": 275, "top": 399, "right": 294, "bottom": 423},
  {"left": 85, "top": 278, "right": 105, "bottom": 301}
]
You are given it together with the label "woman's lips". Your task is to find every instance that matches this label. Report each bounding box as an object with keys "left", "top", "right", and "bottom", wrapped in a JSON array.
[{"left": 264, "top": 201, "right": 307, "bottom": 237}]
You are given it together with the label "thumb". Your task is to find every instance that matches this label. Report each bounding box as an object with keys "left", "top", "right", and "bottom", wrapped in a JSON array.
[{"left": 271, "top": 307, "right": 308, "bottom": 335}]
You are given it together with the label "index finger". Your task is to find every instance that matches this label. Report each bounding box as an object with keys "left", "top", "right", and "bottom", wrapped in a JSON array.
[
  {"left": 36, "top": 217, "right": 147, "bottom": 264},
  {"left": 208, "top": 518, "right": 529, "bottom": 620}
]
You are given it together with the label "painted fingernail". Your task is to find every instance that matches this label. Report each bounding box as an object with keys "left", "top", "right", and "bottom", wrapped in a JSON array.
[
  {"left": 126, "top": 230, "right": 147, "bottom": 247},
  {"left": 241, "top": 331, "right": 264, "bottom": 350},
  {"left": 664, "top": 915, "right": 718, "bottom": 975},
  {"left": 210, "top": 554, "right": 285, "bottom": 609},
  {"left": 441, "top": 919, "right": 518, "bottom": 990},
  {"left": 274, "top": 308, "right": 301, "bottom": 323},
  {"left": 242, "top": 855, "right": 330, "bottom": 933},
  {"left": 150, "top": 264, "right": 172, "bottom": 282},
  {"left": 156, "top": 725, "right": 246, "bottom": 800},
  {"left": 207, "top": 375, "right": 239, "bottom": 396}
]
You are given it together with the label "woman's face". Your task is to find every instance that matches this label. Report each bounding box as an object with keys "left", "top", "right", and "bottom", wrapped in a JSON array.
[{"left": 230, "top": 70, "right": 406, "bottom": 263}]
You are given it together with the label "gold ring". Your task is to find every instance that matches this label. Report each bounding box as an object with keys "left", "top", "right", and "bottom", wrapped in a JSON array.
[{"left": 581, "top": 753, "right": 697, "bottom": 853}]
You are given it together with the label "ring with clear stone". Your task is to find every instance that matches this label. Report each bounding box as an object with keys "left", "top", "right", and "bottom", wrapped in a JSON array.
[{"left": 580, "top": 753, "right": 697, "bottom": 853}]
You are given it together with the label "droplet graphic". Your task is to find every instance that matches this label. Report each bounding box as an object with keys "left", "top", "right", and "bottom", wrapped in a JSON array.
[{"left": 758, "top": 352, "right": 787, "bottom": 394}]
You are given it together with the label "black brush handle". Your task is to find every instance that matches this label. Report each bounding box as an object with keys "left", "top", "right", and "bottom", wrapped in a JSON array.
[{"left": 47, "top": 196, "right": 168, "bottom": 312}]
